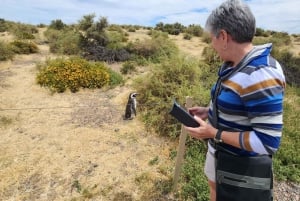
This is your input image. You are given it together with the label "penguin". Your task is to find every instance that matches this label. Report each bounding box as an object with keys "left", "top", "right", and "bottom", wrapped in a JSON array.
[{"left": 124, "top": 92, "right": 138, "bottom": 120}]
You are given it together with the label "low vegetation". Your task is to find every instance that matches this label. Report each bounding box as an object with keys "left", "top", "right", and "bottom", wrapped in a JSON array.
[
  {"left": 10, "top": 40, "right": 39, "bottom": 54},
  {"left": 0, "top": 41, "right": 14, "bottom": 61},
  {"left": 36, "top": 57, "right": 123, "bottom": 93}
]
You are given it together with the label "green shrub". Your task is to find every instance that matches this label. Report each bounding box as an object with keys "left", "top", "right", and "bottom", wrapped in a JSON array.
[
  {"left": 127, "top": 27, "right": 136, "bottom": 32},
  {"left": 181, "top": 140, "right": 209, "bottom": 201},
  {"left": 255, "top": 27, "right": 270, "bottom": 37},
  {"left": 107, "top": 68, "right": 124, "bottom": 87},
  {"left": 134, "top": 55, "right": 210, "bottom": 138},
  {"left": 273, "top": 86, "right": 300, "bottom": 182},
  {"left": 44, "top": 28, "right": 81, "bottom": 55},
  {"left": 201, "top": 33, "right": 211, "bottom": 44},
  {"left": 15, "top": 32, "right": 35, "bottom": 40},
  {"left": 120, "top": 61, "right": 137, "bottom": 74},
  {"left": 36, "top": 57, "right": 113, "bottom": 93},
  {"left": 270, "top": 32, "right": 291, "bottom": 46},
  {"left": 11, "top": 23, "right": 38, "bottom": 40},
  {"left": 183, "top": 33, "right": 192, "bottom": 40},
  {"left": 0, "top": 18, "right": 8, "bottom": 32},
  {"left": 185, "top": 24, "right": 203, "bottom": 37},
  {"left": 10, "top": 40, "right": 38, "bottom": 54},
  {"left": 154, "top": 22, "right": 185, "bottom": 35},
  {"left": 0, "top": 41, "right": 14, "bottom": 61},
  {"left": 49, "top": 19, "right": 66, "bottom": 30},
  {"left": 270, "top": 47, "right": 300, "bottom": 87},
  {"left": 127, "top": 32, "right": 178, "bottom": 63},
  {"left": 201, "top": 46, "right": 221, "bottom": 89},
  {"left": 107, "top": 30, "right": 128, "bottom": 49}
]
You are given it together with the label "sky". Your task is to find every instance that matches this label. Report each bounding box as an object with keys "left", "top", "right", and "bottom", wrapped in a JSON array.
[{"left": 0, "top": 0, "right": 300, "bottom": 34}]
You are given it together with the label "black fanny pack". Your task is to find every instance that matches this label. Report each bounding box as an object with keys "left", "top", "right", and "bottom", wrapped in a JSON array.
[{"left": 215, "top": 145, "right": 273, "bottom": 201}]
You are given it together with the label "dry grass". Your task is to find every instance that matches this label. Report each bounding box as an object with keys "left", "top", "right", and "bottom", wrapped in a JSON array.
[
  {"left": 290, "top": 36, "right": 300, "bottom": 56},
  {"left": 169, "top": 33, "right": 208, "bottom": 58},
  {"left": 0, "top": 30, "right": 177, "bottom": 200}
]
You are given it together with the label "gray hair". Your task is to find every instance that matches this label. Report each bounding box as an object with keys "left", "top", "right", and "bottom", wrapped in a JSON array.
[{"left": 205, "top": 0, "right": 256, "bottom": 43}]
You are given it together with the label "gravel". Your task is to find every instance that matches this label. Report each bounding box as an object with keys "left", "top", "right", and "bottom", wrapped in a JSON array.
[{"left": 274, "top": 181, "right": 300, "bottom": 201}]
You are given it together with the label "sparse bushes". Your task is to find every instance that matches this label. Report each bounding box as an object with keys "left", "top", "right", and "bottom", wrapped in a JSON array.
[
  {"left": 12, "top": 23, "right": 38, "bottom": 40},
  {"left": 44, "top": 28, "right": 81, "bottom": 55},
  {"left": 0, "top": 18, "right": 8, "bottom": 32},
  {"left": 254, "top": 31, "right": 291, "bottom": 47},
  {"left": 120, "top": 61, "right": 137, "bottom": 74},
  {"left": 134, "top": 55, "right": 210, "bottom": 138},
  {"left": 255, "top": 27, "right": 271, "bottom": 37},
  {"left": 0, "top": 41, "right": 14, "bottom": 61},
  {"left": 273, "top": 48, "right": 300, "bottom": 87},
  {"left": 36, "top": 57, "right": 123, "bottom": 93},
  {"left": 183, "top": 33, "right": 192, "bottom": 40},
  {"left": 82, "top": 45, "right": 130, "bottom": 63},
  {"left": 10, "top": 40, "right": 38, "bottom": 54},
  {"left": 185, "top": 24, "right": 204, "bottom": 37},
  {"left": 78, "top": 15, "right": 131, "bottom": 63},
  {"left": 49, "top": 19, "right": 66, "bottom": 30},
  {"left": 155, "top": 22, "right": 185, "bottom": 35},
  {"left": 127, "top": 31, "right": 178, "bottom": 63}
]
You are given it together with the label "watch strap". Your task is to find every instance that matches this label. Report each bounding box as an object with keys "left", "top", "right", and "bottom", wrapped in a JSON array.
[{"left": 214, "top": 130, "right": 223, "bottom": 143}]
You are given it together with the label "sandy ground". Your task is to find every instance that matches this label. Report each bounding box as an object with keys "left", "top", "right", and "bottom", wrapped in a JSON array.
[{"left": 0, "top": 41, "right": 175, "bottom": 200}]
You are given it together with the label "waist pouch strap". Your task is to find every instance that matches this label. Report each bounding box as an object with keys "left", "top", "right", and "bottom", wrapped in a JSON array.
[{"left": 217, "top": 170, "right": 271, "bottom": 190}]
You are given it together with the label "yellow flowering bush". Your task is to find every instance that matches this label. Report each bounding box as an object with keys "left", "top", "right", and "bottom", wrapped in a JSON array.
[{"left": 36, "top": 57, "right": 115, "bottom": 93}]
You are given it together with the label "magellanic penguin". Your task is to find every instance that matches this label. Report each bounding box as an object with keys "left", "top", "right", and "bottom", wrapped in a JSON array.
[{"left": 124, "top": 92, "right": 138, "bottom": 120}]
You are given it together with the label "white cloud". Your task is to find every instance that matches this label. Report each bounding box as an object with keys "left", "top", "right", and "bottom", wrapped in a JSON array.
[
  {"left": 0, "top": 0, "right": 299, "bottom": 34},
  {"left": 247, "top": 0, "right": 300, "bottom": 33}
]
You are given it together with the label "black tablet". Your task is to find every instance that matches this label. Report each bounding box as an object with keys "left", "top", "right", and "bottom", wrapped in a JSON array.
[{"left": 169, "top": 100, "right": 200, "bottom": 127}]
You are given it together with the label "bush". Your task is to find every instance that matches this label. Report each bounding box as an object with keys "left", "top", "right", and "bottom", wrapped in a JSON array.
[
  {"left": 255, "top": 27, "right": 270, "bottom": 37},
  {"left": 134, "top": 55, "right": 210, "bottom": 138},
  {"left": 107, "top": 68, "right": 124, "bottom": 87},
  {"left": 154, "top": 22, "right": 185, "bottom": 35},
  {"left": 270, "top": 32, "right": 291, "bottom": 46},
  {"left": 0, "top": 41, "right": 14, "bottom": 61},
  {"left": 273, "top": 86, "right": 300, "bottom": 182},
  {"left": 82, "top": 45, "right": 131, "bottom": 63},
  {"left": 202, "top": 33, "right": 211, "bottom": 44},
  {"left": 185, "top": 24, "right": 203, "bottom": 37},
  {"left": 120, "top": 61, "right": 137, "bottom": 74},
  {"left": 49, "top": 19, "right": 66, "bottom": 30},
  {"left": 36, "top": 57, "right": 122, "bottom": 93},
  {"left": 0, "top": 18, "right": 8, "bottom": 32},
  {"left": 44, "top": 28, "right": 81, "bottom": 55},
  {"left": 12, "top": 23, "right": 38, "bottom": 40},
  {"left": 10, "top": 40, "right": 38, "bottom": 54},
  {"left": 270, "top": 46, "right": 300, "bottom": 87},
  {"left": 183, "top": 33, "right": 192, "bottom": 40},
  {"left": 127, "top": 32, "right": 178, "bottom": 63},
  {"left": 181, "top": 140, "right": 209, "bottom": 201}
]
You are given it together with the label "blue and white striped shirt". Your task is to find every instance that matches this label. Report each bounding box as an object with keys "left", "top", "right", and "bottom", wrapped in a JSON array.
[{"left": 208, "top": 43, "right": 286, "bottom": 156}]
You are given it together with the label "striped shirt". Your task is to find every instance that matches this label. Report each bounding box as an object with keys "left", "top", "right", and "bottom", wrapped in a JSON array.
[{"left": 208, "top": 43, "right": 286, "bottom": 156}]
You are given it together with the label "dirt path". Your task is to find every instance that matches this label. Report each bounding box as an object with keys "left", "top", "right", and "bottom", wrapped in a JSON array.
[{"left": 0, "top": 44, "right": 175, "bottom": 200}]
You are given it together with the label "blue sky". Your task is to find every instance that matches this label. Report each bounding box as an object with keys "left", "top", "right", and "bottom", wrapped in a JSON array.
[{"left": 1, "top": 0, "right": 300, "bottom": 34}]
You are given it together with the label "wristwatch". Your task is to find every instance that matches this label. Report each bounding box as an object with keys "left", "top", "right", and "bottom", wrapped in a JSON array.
[{"left": 214, "top": 130, "right": 223, "bottom": 143}]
